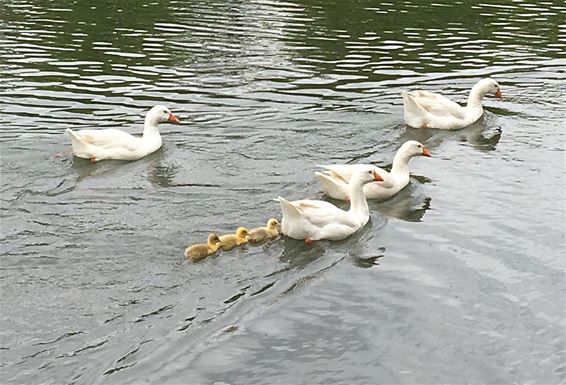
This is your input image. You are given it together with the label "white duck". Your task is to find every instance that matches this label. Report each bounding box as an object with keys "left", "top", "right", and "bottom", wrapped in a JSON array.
[
  {"left": 401, "top": 78, "right": 502, "bottom": 130},
  {"left": 276, "top": 167, "right": 383, "bottom": 244},
  {"left": 315, "top": 140, "right": 430, "bottom": 201},
  {"left": 66, "top": 105, "right": 180, "bottom": 162}
]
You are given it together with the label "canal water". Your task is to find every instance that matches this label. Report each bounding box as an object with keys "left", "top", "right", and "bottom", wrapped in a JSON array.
[{"left": 1, "top": 0, "right": 564, "bottom": 383}]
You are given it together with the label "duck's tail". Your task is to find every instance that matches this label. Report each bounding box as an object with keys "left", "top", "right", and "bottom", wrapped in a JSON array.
[
  {"left": 66, "top": 128, "right": 88, "bottom": 156},
  {"left": 66, "top": 128, "right": 79, "bottom": 141},
  {"left": 274, "top": 196, "right": 303, "bottom": 220},
  {"left": 314, "top": 171, "right": 348, "bottom": 200},
  {"left": 401, "top": 91, "right": 428, "bottom": 127},
  {"left": 401, "top": 91, "right": 423, "bottom": 113}
]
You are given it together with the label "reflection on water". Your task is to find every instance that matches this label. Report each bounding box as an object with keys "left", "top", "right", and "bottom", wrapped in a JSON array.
[
  {"left": 277, "top": 213, "right": 387, "bottom": 269},
  {"left": 1, "top": 0, "right": 564, "bottom": 384},
  {"left": 350, "top": 246, "right": 385, "bottom": 268},
  {"left": 373, "top": 189, "right": 432, "bottom": 223},
  {"left": 71, "top": 156, "right": 131, "bottom": 180},
  {"left": 70, "top": 145, "right": 181, "bottom": 187},
  {"left": 401, "top": 114, "right": 503, "bottom": 152},
  {"left": 278, "top": 237, "right": 328, "bottom": 268},
  {"left": 147, "top": 162, "right": 179, "bottom": 188}
]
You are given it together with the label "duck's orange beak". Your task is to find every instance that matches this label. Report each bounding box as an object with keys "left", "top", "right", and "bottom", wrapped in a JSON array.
[
  {"left": 373, "top": 170, "right": 384, "bottom": 182},
  {"left": 422, "top": 147, "right": 431, "bottom": 157},
  {"left": 168, "top": 112, "right": 180, "bottom": 123},
  {"left": 495, "top": 88, "right": 502, "bottom": 99}
]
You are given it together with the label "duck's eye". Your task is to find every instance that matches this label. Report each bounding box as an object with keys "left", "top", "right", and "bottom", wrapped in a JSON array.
[
  {"left": 418, "top": 144, "right": 422, "bottom": 148},
  {"left": 368, "top": 171, "right": 372, "bottom": 174}
]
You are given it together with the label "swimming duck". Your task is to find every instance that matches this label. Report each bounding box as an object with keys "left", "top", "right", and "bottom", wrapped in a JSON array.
[
  {"left": 401, "top": 78, "right": 502, "bottom": 130},
  {"left": 315, "top": 140, "right": 430, "bottom": 201},
  {"left": 66, "top": 105, "right": 180, "bottom": 162},
  {"left": 219, "top": 227, "right": 249, "bottom": 251},
  {"left": 184, "top": 233, "right": 221, "bottom": 263},
  {"left": 276, "top": 167, "right": 383, "bottom": 244},
  {"left": 246, "top": 218, "right": 280, "bottom": 243}
]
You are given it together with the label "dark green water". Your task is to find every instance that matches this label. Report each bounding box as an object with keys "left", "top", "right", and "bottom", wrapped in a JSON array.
[{"left": 1, "top": 0, "right": 565, "bottom": 384}]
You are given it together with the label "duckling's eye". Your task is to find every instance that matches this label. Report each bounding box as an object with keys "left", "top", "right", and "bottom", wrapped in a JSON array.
[
  {"left": 418, "top": 144, "right": 422, "bottom": 148},
  {"left": 368, "top": 171, "right": 372, "bottom": 174}
]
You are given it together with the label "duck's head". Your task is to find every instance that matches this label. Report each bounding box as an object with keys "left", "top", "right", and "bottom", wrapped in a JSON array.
[
  {"left": 400, "top": 140, "right": 431, "bottom": 158},
  {"left": 146, "top": 105, "right": 180, "bottom": 126},
  {"left": 266, "top": 218, "right": 279, "bottom": 230},
  {"left": 235, "top": 227, "right": 249, "bottom": 240},
  {"left": 479, "top": 78, "right": 502, "bottom": 99},
  {"left": 352, "top": 166, "right": 384, "bottom": 185},
  {"left": 207, "top": 233, "right": 221, "bottom": 246}
]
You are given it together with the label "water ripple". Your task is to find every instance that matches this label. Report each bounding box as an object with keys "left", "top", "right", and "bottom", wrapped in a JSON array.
[{"left": 1, "top": 0, "right": 564, "bottom": 384}]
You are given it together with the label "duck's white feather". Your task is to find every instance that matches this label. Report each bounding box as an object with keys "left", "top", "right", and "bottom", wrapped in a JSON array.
[
  {"left": 276, "top": 197, "right": 361, "bottom": 241},
  {"left": 403, "top": 91, "right": 466, "bottom": 119},
  {"left": 276, "top": 168, "right": 377, "bottom": 242},
  {"left": 67, "top": 128, "right": 159, "bottom": 161},
  {"left": 291, "top": 199, "right": 359, "bottom": 228},
  {"left": 69, "top": 129, "right": 139, "bottom": 149},
  {"left": 316, "top": 141, "right": 430, "bottom": 201},
  {"left": 317, "top": 165, "right": 396, "bottom": 190},
  {"left": 66, "top": 105, "right": 177, "bottom": 161},
  {"left": 316, "top": 165, "right": 397, "bottom": 200},
  {"left": 401, "top": 78, "right": 501, "bottom": 130}
]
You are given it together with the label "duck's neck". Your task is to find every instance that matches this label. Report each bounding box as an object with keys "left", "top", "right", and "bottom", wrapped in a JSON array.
[
  {"left": 466, "top": 82, "right": 487, "bottom": 109},
  {"left": 142, "top": 116, "right": 161, "bottom": 140},
  {"left": 391, "top": 150, "right": 412, "bottom": 176},
  {"left": 348, "top": 179, "right": 370, "bottom": 220}
]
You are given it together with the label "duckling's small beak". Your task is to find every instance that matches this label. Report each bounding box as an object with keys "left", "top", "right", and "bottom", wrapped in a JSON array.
[
  {"left": 372, "top": 171, "right": 384, "bottom": 182},
  {"left": 168, "top": 112, "right": 180, "bottom": 123},
  {"left": 422, "top": 147, "right": 431, "bottom": 157},
  {"left": 495, "top": 88, "right": 502, "bottom": 99}
]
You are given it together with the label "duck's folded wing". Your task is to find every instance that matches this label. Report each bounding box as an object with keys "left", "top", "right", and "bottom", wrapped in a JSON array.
[
  {"left": 73, "top": 129, "right": 139, "bottom": 151},
  {"left": 314, "top": 171, "right": 348, "bottom": 199},
  {"left": 318, "top": 164, "right": 394, "bottom": 189},
  {"left": 276, "top": 197, "right": 305, "bottom": 222},
  {"left": 317, "top": 164, "right": 376, "bottom": 182},
  {"left": 294, "top": 199, "right": 358, "bottom": 228},
  {"left": 410, "top": 91, "right": 466, "bottom": 119}
]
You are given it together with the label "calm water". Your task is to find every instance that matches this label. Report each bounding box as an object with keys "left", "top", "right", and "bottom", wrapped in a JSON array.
[{"left": 1, "top": 0, "right": 565, "bottom": 383}]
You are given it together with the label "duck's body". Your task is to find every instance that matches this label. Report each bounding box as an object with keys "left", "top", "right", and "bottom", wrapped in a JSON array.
[
  {"left": 219, "top": 227, "right": 249, "bottom": 251},
  {"left": 277, "top": 168, "right": 382, "bottom": 243},
  {"left": 184, "top": 233, "right": 221, "bottom": 263},
  {"left": 401, "top": 78, "right": 501, "bottom": 130},
  {"left": 315, "top": 141, "right": 430, "bottom": 201},
  {"left": 247, "top": 218, "right": 279, "bottom": 243},
  {"left": 66, "top": 105, "right": 180, "bottom": 162},
  {"left": 66, "top": 128, "right": 162, "bottom": 161}
]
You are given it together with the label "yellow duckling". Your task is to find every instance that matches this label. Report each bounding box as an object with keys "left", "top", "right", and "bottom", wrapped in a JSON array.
[
  {"left": 218, "top": 227, "right": 249, "bottom": 251},
  {"left": 246, "top": 218, "right": 280, "bottom": 243},
  {"left": 184, "top": 233, "right": 221, "bottom": 263}
]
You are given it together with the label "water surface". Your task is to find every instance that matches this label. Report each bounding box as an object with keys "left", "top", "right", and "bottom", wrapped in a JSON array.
[{"left": 1, "top": 0, "right": 565, "bottom": 384}]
